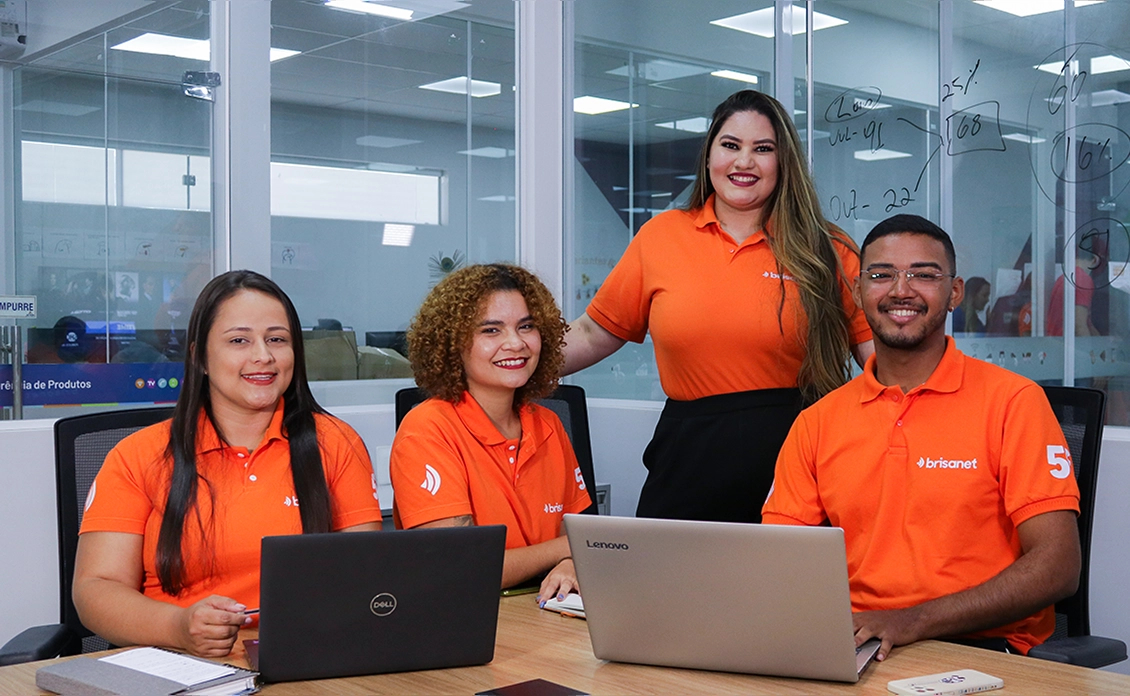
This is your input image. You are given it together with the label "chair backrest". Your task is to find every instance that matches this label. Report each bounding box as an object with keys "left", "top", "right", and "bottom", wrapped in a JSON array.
[
  {"left": 55, "top": 406, "right": 174, "bottom": 655},
  {"left": 395, "top": 385, "right": 598, "bottom": 514},
  {"left": 1042, "top": 386, "right": 1105, "bottom": 639}
]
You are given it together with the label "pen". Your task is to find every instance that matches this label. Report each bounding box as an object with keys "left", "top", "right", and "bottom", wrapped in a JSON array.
[{"left": 244, "top": 608, "right": 259, "bottom": 616}]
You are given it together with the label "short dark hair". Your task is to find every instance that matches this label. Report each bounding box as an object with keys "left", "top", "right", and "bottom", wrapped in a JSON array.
[{"left": 861, "top": 214, "right": 956, "bottom": 274}]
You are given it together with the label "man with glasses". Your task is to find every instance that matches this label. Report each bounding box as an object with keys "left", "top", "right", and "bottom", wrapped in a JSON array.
[{"left": 762, "top": 214, "right": 1081, "bottom": 662}]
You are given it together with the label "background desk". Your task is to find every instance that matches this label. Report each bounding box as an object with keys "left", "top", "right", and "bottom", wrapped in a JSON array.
[{"left": 4, "top": 596, "right": 1130, "bottom": 695}]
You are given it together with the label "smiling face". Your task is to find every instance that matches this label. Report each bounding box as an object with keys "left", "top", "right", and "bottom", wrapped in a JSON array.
[
  {"left": 204, "top": 289, "right": 295, "bottom": 419},
  {"left": 461, "top": 290, "right": 541, "bottom": 404},
  {"left": 707, "top": 109, "right": 780, "bottom": 227},
  {"left": 853, "top": 233, "right": 964, "bottom": 352}
]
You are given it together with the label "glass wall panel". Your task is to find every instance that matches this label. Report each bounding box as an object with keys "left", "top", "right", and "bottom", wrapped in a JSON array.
[
  {"left": 269, "top": 0, "right": 516, "bottom": 389},
  {"left": 945, "top": 0, "right": 1130, "bottom": 425},
  {"left": 570, "top": 0, "right": 777, "bottom": 399},
  {"left": 5, "top": 1, "right": 213, "bottom": 417}
]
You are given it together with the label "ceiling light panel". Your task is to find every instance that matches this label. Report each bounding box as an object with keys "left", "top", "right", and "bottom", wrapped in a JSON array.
[
  {"left": 574, "top": 96, "right": 638, "bottom": 115},
  {"left": 974, "top": 0, "right": 1103, "bottom": 17},
  {"left": 418, "top": 76, "right": 501, "bottom": 98},
  {"left": 711, "top": 69, "right": 760, "bottom": 85},
  {"left": 854, "top": 148, "right": 913, "bottom": 161},
  {"left": 325, "top": 1, "right": 414, "bottom": 20},
  {"left": 111, "top": 32, "right": 298, "bottom": 62},
  {"left": 710, "top": 7, "right": 847, "bottom": 38},
  {"left": 656, "top": 117, "right": 710, "bottom": 133}
]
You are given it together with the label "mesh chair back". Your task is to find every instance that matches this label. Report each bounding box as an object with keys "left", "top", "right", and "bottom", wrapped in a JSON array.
[
  {"left": 395, "top": 386, "right": 598, "bottom": 513},
  {"left": 55, "top": 407, "right": 174, "bottom": 655},
  {"left": 1041, "top": 386, "right": 1104, "bottom": 640}
]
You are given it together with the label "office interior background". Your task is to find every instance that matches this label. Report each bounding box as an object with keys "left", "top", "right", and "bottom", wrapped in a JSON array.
[{"left": 2, "top": 0, "right": 1130, "bottom": 671}]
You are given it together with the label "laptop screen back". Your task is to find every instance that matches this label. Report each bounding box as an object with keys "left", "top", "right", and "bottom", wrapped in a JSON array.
[
  {"left": 564, "top": 515, "right": 867, "bottom": 683},
  {"left": 257, "top": 525, "right": 505, "bottom": 682}
]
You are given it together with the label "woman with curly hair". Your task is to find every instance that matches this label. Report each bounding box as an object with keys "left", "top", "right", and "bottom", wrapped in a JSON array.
[
  {"left": 563, "top": 89, "right": 873, "bottom": 524},
  {"left": 390, "top": 263, "right": 591, "bottom": 603}
]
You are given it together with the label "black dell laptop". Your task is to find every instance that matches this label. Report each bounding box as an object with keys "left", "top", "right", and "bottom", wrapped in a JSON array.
[{"left": 248, "top": 525, "right": 506, "bottom": 682}]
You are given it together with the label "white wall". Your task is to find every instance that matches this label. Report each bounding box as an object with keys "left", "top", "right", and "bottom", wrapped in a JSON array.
[{"left": 4, "top": 402, "right": 1129, "bottom": 677}]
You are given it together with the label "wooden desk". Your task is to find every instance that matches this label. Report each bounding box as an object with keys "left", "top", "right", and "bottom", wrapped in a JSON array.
[{"left": 4, "top": 596, "right": 1130, "bottom": 695}]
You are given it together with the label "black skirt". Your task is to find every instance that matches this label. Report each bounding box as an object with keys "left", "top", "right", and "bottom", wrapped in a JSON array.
[{"left": 636, "top": 388, "right": 804, "bottom": 523}]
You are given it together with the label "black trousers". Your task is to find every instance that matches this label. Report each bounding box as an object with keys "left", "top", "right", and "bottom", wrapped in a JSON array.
[{"left": 636, "top": 388, "right": 804, "bottom": 523}]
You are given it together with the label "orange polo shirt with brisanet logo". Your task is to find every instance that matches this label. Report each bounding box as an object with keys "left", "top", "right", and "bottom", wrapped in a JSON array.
[
  {"left": 586, "top": 195, "right": 872, "bottom": 401},
  {"left": 80, "top": 402, "right": 383, "bottom": 611},
  {"left": 762, "top": 338, "right": 1080, "bottom": 654},
  {"left": 390, "top": 392, "right": 590, "bottom": 549}
]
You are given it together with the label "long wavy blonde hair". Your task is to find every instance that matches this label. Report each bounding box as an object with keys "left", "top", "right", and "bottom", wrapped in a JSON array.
[{"left": 688, "top": 90, "right": 855, "bottom": 401}]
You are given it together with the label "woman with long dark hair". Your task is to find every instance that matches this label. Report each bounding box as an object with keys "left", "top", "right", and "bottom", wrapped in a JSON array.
[
  {"left": 563, "top": 90, "right": 874, "bottom": 523},
  {"left": 391, "top": 264, "right": 590, "bottom": 604},
  {"left": 73, "top": 271, "right": 382, "bottom": 657}
]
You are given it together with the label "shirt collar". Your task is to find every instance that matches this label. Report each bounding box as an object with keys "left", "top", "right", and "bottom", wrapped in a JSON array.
[
  {"left": 196, "top": 399, "right": 287, "bottom": 454},
  {"left": 454, "top": 391, "right": 552, "bottom": 448},
  {"left": 694, "top": 194, "right": 767, "bottom": 246},
  {"left": 859, "top": 336, "right": 964, "bottom": 403}
]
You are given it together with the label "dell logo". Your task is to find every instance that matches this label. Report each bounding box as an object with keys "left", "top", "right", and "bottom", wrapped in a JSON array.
[
  {"left": 370, "top": 592, "right": 397, "bottom": 616},
  {"left": 586, "top": 540, "right": 629, "bottom": 550}
]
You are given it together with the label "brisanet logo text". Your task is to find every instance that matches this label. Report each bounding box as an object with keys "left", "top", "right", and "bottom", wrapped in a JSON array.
[
  {"left": 917, "top": 456, "right": 978, "bottom": 470},
  {"left": 586, "top": 540, "right": 629, "bottom": 550}
]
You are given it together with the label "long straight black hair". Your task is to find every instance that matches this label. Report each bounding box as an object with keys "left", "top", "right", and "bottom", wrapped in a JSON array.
[{"left": 156, "top": 270, "right": 331, "bottom": 596}]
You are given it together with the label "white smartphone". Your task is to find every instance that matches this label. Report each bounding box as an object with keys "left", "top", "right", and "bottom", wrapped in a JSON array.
[{"left": 887, "top": 669, "right": 1003, "bottom": 696}]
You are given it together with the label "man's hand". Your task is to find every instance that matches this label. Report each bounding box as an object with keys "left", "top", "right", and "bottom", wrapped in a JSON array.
[{"left": 853, "top": 606, "right": 924, "bottom": 661}]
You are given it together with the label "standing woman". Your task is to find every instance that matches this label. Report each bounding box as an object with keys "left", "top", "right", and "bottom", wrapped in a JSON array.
[
  {"left": 73, "top": 271, "right": 383, "bottom": 657},
  {"left": 563, "top": 90, "right": 873, "bottom": 523},
  {"left": 391, "top": 264, "right": 590, "bottom": 603}
]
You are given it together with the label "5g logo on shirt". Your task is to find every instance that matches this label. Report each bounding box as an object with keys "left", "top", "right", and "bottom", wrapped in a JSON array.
[
  {"left": 1046, "top": 445, "right": 1073, "bottom": 480},
  {"left": 574, "top": 467, "right": 586, "bottom": 491}
]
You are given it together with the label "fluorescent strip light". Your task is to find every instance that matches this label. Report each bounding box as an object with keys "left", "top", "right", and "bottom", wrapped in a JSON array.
[
  {"left": 479, "top": 195, "right": 516, "bottom": 202},
  {"left": 1002, "top": 133, "right": 1047, "bottom": 144},
  {"left": 15, "top": 100, "right": 100, "bottom": 117},
  {"left": 710, "top": 7, "right": 847, "bottom": 38},
  {"left": 1091, "top": 89, "right": 1130, "bottom": 107},
  {"left": 111, "top": 32, "right": 298, "bottom": 62},
  {"left": 607, "top": 60, "right": 711, "bottom": 82},
  {"left": 974, "top": 0, "right": 1102, "bottom": 17},
  {"left": 356, "top": 135, "right": 421, "bottom": 148},
  {"left": 458, "top": 147, "right": 514, "bottom": 158},
  {"left": 854, "top": 148, "right": 912, "bottom": 161},
  {"left": 574, "top": 96, "right": 638, "bottom": 115},
  {"left": 382, "top": 223, "right": 415, "bottom": 247},
  {"left": 324, "top": 0, "right": 414, "bottom": 20},
  {"left": 656, "top": 117, "right": 710, "bottom": 134},
  {"left": 711, "top": 69, "right": 760, "bottom": 85},
  {"left": 419, "top": 76, "right": 501, "bottom": 98},
  {"left": 1090, "top": 55, "right": 1130, "bottom": 75}
]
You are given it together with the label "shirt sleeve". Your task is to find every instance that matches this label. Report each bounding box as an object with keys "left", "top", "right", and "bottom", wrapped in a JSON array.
[
  {"left": 761, "top": 410, "right": 827, "bottom": 526},
  {"left": 832, "top": 233, "right": 873, "bottom": 347},
  {"left": 998, "top": 384, "right": 1081, "bottom": 527},
  {"left": 318, "top": 417, "right": 385, "bottom": 530},
  {"left": 389, "top": 411, "right": 475, "bottom": 529},
  {"left": 586, "top": 224, "right": 652, "bottom": 344},
  {"left": 79, "top": 434, "right": 158, "bottom": 536}
]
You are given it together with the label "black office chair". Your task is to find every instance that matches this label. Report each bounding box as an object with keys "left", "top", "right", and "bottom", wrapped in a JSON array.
[
  {"left": 0, "top": 407, "right": 174, "bottom": 666},
  {"left": 395, "top": 385, "right": 598, "bottom": 514},
  {"left": 1027, "top": 387, "right": 1126, "bottom": 668}
]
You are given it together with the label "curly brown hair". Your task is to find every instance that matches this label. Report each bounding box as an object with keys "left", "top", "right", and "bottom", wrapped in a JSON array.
[{"left": 407, "top": 263, "right": 567, "bottom": 407}]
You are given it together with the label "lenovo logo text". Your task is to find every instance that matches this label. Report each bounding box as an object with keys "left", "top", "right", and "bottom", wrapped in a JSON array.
[{"left": 586, "top": 540, "right": 629, "bottom": 550}]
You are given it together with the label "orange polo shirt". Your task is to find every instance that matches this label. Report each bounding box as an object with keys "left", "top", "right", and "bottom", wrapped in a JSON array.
[
  {"left": 586, "top": 196, "right": 871, "bottom": 401},
  {"left": 80, "top": 402, "right": 383, "bottom": 611},
  {"left": 763, "top": 339, "right": 1079, "bottom": 654},
  {"left": 390, "top": 393, "right": 591, "bottom": 549}
]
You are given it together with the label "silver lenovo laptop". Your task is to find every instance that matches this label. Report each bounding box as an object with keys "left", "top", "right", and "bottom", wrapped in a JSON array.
[
  {"left": 248, "top": 525, "right": 506, "bottom": 683},
  {"left": 563, "top": 515, "right": 880, "bottom": 683}
]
